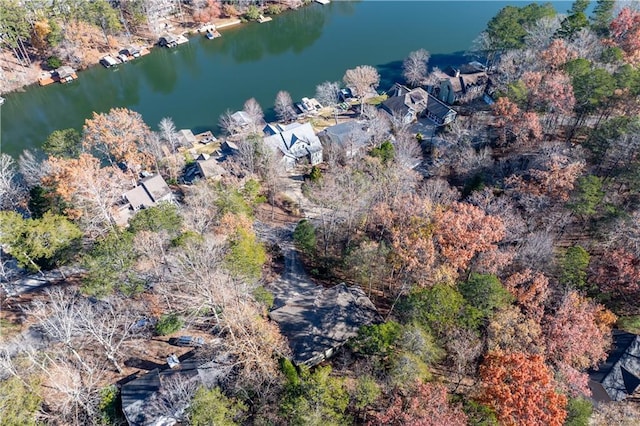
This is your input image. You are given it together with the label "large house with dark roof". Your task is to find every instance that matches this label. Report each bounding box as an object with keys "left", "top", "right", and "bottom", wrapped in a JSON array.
[
  {"left": 436, "top": 62, "right": 490, "bottom": 105},
  {"left": 121, "top": 352, "right": 233, "bottom": 426},
  {"left": 589, "top": 330, "right": 640, "bottom": 402},
  {"left": 269, "top": 283, "right": 381, "bottom": 367},
  {"left": 381, "top": 83, "right": 457, "bottom": 126}
]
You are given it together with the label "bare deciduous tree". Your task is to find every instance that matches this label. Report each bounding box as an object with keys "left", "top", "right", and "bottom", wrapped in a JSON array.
[
  {"left": 18, "top": 149, "right": 49, "bottom": 189},
  {"left": 150, "top": 374, "right": 199, "bottom": 423},
  {"left": 524, "top": 15, "right": 563, "bottom": 50},
  {"left": 0, "top": 153, "right": 27, "bottom": 210},
  {"left": 274, "top": 90, "right": 296, "bottom": 123},
  {"left": 402, "top": 48, "right": 430, "bottom": 87},
  {"left": 243, "top": 97, "right": 265, "bottom": 132},
  {"left": 219, "top": 109, "right": 242, "bottom": 136},
  {"left": 393, "top": 130, "right": 422, "bottom": 170},
  {"left": 315, "top": 80, "right": 341, "bottom": 107},
  {"left": 343, "top": 65, "right": 380, "bottom": 114},
  {"left": 159, "top": 117, "right": 180, "bottom": 152}
]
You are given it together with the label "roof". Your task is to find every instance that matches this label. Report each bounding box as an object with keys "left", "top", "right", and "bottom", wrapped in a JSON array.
[
  {"left": 231, "top": 111, "right": 252, "bottom": 127},
  {"left": 123, "top": 185, "right": 155, "bottom": 210},
  {"left": 176, "top": 129, "right": 197, "bottom": 147},
  {"left": 55, "top": 66, "right": 75, "bottom": 78},
  {"left": 269, "top": 283, "right": 381, "bottom": 366},
  {"left": 263, "top": 122, "right": 321, "bottom": 161},
  {"left": 160, "top": 34, "right": 177, "bottom": 43},
  {"left": 196, "top": 157, "right": 225, "bottom": 179},
  {"left": 425, "top": 92, "right": 457, "bottom": 121},
  {"left": 121, "top": 352, "right": 234, "bottom": 426},
  {"left": 590, "top": 331, "right": 640, "bottom": 402},
  {"left": 140, "top": 175, "right": 172, "bottom": 203},
  {"left": 319, "top": 121, "right": 369, "bottom": 151}
]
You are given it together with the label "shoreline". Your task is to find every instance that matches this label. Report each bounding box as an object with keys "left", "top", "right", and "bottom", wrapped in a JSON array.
[{"left": 2, "top": 15, "right": 255, "bottom": 96}]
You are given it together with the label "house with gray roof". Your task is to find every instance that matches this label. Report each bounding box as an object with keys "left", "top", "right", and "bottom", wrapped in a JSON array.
[
  {"left": 382, "top": 83, "right": 457, "bottom": 126},
  {"left": 589, "top": 331, "right": 640, "bottom": 402},
  {"left": 120, "top": 174, "right": 173, "bottom": 218},
  {"left": 318, "top": 121, "right": 370, "bottom": 158},
  {"left": 262, "top": 122, "right": 323, "bottom": 170},
  {"left": 269, "top": 283, "right": 381, "bottom": 367},
  {"left": 121, "top": 352, "right": 233, "bottom": 426}
]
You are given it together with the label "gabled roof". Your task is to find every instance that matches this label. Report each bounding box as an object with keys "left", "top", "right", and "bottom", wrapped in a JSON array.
[
  {"left": 123, "top": 185, "right": 155, "bottom": 210},
  {"left": 121, "top": 352, "right": 234, "bottom": 426},
  {"left": 55, "top": 66, "right": 75, "bottom": 78},
  {"left": 263, "top": 122, "right": 321, "bottom": 161},
  {"left": 140, "top": 175, "right": 172, "bottom": 203},
  {"left": 176, "top": 129, "right": 197, "bottom": 147},
  {"left": 425, "top": 93, "right": 457, "bottom": 121},
  {"left": 196, "top": 157, "right": 225, "bottom": 179},
  {"left": 589, "top": 331, "right": 640, "bottom": 402},
  {"left": 319, "top": 121, "right": 369, "bottom": 151},
  {"left": 269, "top": 283, "right": 381, "bottom": 366}
]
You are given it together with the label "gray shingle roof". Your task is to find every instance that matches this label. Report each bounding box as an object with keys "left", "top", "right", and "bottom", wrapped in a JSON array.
[
  {"left": 269, "top": 283, "right": 380, "bottom": 366},
  {"left": 589, "top": 331, "right": 640, "bottom": 402}
]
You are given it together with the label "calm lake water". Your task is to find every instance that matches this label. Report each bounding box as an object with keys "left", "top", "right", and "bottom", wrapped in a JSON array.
[{"left": 0, "top": 1, "right": 574, "bottom": 158}]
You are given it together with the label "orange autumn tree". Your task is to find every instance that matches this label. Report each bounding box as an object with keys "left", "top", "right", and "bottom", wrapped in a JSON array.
[
  {"left": 504, "top": 269, "right": 549, "bottom": 322},
  {"left": 44, "top": 154, "right": 128, "bottom": 235},
  {"left": 433, "top": 201, "right": 505, "bottom": 272},
  {"left": 82, "top": 108, "right": 153, "bottom": 176},
  {"left": 479, "top": 352, "right": 567, "bottom": 426},
  {"left": 369, "top": 193, "right": 435, "bottom": 283}
]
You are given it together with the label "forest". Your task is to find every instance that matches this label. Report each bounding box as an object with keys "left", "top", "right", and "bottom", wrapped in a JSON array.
[{"left": 1, "top": 1, "right": 640, "bottom": 425}]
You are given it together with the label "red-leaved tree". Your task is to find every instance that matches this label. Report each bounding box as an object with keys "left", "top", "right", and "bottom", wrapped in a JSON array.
[
  {"left": 543, "top": 291, "right": 614, "bottom": 396},
  {"left": 610, "top": 7, "right": 640, "bottom": 65},
  {"left": 479, "top": 352, "right": 568, "bottom": 426},
  {"left": 590, "top": 248, "right": 640, "bottom": 300},
  {"left": 368, "top": 381, "right": 468, "bottom": 426},
  {"left": 504, "top": 269, "right": 549, "bottom": 323}
]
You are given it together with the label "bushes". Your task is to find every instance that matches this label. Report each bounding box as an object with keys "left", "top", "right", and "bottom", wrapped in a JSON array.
[
  {"left": 46, "top": 55, "right": 62, "bottom": 69},
  {"left": 293, "top": 219, "right": 316, "bottom": 255},
  {"left": 155, "top": 313, "right": 183, "bottom": 336}
]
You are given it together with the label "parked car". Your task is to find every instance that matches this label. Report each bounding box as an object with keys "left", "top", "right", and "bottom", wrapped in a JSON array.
[{"left": 175, "top": 335, "right": 204, "bottom": 347}]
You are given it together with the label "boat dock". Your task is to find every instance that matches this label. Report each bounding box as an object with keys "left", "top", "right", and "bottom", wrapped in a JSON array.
[
  {"left": 257, "top": 15, "right": 273, "bottom": 23},
  {"left": 315, "top": 0, "right": 330, "bottom": 4}
]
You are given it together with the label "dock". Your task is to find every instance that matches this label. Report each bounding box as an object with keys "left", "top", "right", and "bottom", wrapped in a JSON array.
[
  {"left": 315, "top": 0, "right": 330, "bottom": 4},
  {"left": 257, "top": 15, "right": 273, "bottom": 23}
]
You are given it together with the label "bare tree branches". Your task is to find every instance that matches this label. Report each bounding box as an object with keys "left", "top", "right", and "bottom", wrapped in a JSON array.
[
  {"left": 274, "top": 90, "right": 296, "bottom": 123},
  {"left": 402, "top": 48, "right": 430, "bottom": 87}
]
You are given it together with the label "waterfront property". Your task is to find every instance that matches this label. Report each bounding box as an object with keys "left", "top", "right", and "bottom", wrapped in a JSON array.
[
  {"left": 54, "top": 66, "right": 77, "bottom": 84},
  {"left": 382, "top": 83, "right": 457, "bottom": 126},
  {"left": 318, "top": 121, "right": 370, "bottom": 157},
  {"left": 262, "top": 121, "right": 323, "bottom": 170},
  {"left": 159, "top": 34, "right": 178, "bottom": 47},
  {"left": 436, "top": 61, "right": 490, "bottom": 104},
  {"left": 100, "top": 55, "right": 118, "bottom": 68},
  {"left": 116, "top": 174, "right": 173, "bottom": 225}
]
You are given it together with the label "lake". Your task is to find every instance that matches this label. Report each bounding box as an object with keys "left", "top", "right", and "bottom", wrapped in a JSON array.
[{"left": 0, "top": 1, "right": 574, "bottom": 158}]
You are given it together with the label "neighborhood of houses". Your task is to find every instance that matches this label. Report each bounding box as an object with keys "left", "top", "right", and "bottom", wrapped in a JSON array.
[{"left": 7, "top": 57, "right": 640, "bottom": 425}]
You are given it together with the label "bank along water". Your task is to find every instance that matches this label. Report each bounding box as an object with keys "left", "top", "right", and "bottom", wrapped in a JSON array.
[{"left": 1, "top": 1, "right": 573, "bottom": 158}]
